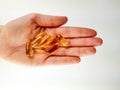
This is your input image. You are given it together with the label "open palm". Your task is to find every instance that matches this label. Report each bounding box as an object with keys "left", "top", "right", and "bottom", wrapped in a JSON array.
[{"left": 0, "top": 13, "right": 102, "bottom": 66}]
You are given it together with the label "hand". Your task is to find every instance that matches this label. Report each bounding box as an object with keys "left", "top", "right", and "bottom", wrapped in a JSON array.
[{"left": 0, "top": 13, "right": 102, "bottom": 66}]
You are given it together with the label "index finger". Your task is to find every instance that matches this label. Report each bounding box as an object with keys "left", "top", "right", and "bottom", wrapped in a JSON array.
[{"left": 46, "top": 27, "right": 97, "bottom": 38}]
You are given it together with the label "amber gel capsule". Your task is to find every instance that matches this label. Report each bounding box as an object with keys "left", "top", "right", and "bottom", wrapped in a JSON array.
[
  {"left": 57, "top": 34, "right": 69, "bottom": 46},
  {"left": 26, "top": 40, "right": 34, "bottom": 57}
]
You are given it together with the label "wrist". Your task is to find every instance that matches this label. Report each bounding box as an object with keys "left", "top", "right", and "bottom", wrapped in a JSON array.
[
  {"left": 0, "top": 25, "right": 6, "bottom": 58},
  {"left": 0, "top": 25, "right": 4, "bottom": 33},
  {"left": 0, "top": 25, "right": 11, "bottom": 58}
]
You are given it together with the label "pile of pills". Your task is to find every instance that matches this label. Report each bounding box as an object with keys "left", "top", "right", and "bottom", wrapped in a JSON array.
[{"left": 26, "top": 32, "right": 69, "bottom": 57}]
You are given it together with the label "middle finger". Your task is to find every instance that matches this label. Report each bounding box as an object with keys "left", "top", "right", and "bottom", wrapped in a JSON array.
[{"left": 67, "top": 37, "right": 102, "bottom": 46}]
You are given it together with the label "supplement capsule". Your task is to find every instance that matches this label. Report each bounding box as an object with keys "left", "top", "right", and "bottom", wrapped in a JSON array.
[
  {"left": 26, "top": 40, "right": 30, "bottom": 57},
  {"left": 57, "top": 34, "right": 69, "bottom": 46},
  {"left": 26, "top": 40, "right": 34, "bottom": 57}
]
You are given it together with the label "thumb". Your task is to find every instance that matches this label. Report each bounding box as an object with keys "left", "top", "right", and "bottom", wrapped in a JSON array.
[{"left": 33, "top": 13, "right": 68, "bottom": 27}]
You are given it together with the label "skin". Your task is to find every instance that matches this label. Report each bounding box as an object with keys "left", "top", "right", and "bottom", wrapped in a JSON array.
[{"left": 0, "top": 13, "right": 103, "bottom": 66}]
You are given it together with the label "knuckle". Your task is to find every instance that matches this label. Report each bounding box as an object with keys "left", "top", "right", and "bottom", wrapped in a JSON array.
[{"left": 28, "top": 13, "right": 38, "bottom": 19}]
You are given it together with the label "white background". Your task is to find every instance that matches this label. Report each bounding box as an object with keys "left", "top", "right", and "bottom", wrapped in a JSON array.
[{"left": 0, "top": 0, "right": 120, "bottom": 90}]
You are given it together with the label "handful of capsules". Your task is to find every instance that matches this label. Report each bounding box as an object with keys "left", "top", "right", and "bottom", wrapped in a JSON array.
[{"left": 26, "top": 32, "right": 69, "bottom": 58}]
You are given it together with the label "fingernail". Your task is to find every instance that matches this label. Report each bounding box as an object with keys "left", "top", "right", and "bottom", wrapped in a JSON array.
[{"left": 72, "top": 57, "right": 80, "bottom": 63}]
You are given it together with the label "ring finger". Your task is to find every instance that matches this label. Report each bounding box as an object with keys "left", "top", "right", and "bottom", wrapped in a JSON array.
[{"left": 54, "top": 47, "right": 96, "bottom": 57}]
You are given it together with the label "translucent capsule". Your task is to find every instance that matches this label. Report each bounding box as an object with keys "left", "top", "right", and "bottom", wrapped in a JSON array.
[
  {"left": 43, "top": 35, "right": 55, "bottom": 45},
  {"left": 31, "top": 32, "right": 47, "bottom": 45},
  {"left": 29, "top": 45, "right": 34, "bottom": 57},
  {"left": 26, "top": 40, "right": 30, "bottom": 57},
  {"left": 26, "top": 40, "right": 34, "bottom": 57},
  {"left": 38, "top": 34, "right": 50, "bottom": 45},
  {"left": 34, "top": 49, "right": 46, "bottom": 54},
  {"left": 57, "top": 34, "right": 69, "bottom": 46},
  {"left": 46, "top": 44, "right": 59, "bottom": 53},
  {"left": 39, "top": 44, "right": 59, "bottom": 53}
]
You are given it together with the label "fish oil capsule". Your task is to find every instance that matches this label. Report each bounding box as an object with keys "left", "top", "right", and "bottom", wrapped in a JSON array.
[
  {"left": 29, "top": 45, "right": 34, "bottom": 57},
  {"left": 26, "top": 40, "right": 34, "bottom": 57},
  {"left": 31, "top": 32, "right": 47, "bottom": 45},
  {"left": 26, "top": 40, "right": 31, "bottom": 57},
  {"left": 34, "top": 49, "right": 46, "bottom": 54},
  {"left": 43, "top": 35, "right": 55, "bottom": 45},
  {"left": 37, "top": 34, "right": 49, "bottom": 45},
  {"left": 57, "top": 34, "right": 69, "bottom": 46},
  {"left": 46, "top": 44, "right": 59, "bottom": 53}
]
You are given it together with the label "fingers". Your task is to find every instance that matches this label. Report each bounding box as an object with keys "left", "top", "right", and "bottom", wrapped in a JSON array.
[
  {"left": 43, "top": 56, "right": 80, "bottom": 65},
  {"left": 32, "top": 13, "right": 68, "bottom": 27},
  {"left": 54, "top": 47, "right": 96, "bottom": 57},
  {"left": 46, "top": 27, "right": 97, "bottom": 37},
  {"left": 67, "top": 37, "right": 103, "bottom": 46}
]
